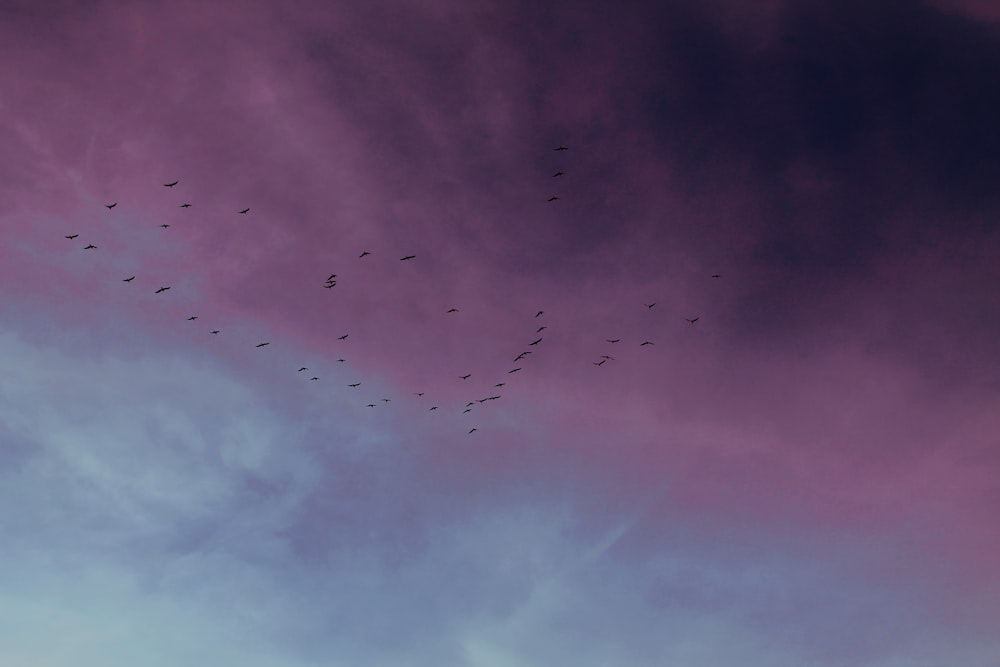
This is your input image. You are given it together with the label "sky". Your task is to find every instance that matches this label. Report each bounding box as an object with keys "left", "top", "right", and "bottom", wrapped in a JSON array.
[{"left": 1, "top": 0, "right": 999, "bottom": 664}]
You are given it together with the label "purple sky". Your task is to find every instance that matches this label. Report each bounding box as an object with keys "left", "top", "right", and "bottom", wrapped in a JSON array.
[{"left": 2, "top": 1, "right": 999, "bottom": 664}]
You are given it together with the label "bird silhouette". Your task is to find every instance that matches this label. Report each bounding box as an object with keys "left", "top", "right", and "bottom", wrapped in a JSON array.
[
  {"left": 256, "top": 342, "right": 270, "bottom": 347},
  {"left": 536, "top": 326, "right": 547, "bottom": 333},
  {"left": 159, "top": 224, "right": 170, "bottom": 228},
  {"left": 600, "top": 355, "right": 614, "bottom": 360},
  {"left": 65, "top": 234, "right": 78, "bottom": 239},
  {"left": 552, "top": 171, "right": 564, "bottom": 177},
  {"left": 83, "top": 244, "right": 97, "bottom": 249},
  {"left": 382, "top": 398, "right": 391, "bottom": 403},
  {"left": 155, "top": 287, "right": 170, "bottom": 294},
  {"left": 529, "top": 338, "right": 542, "bottom": 346},
  {"left": 338, "top": 334, "right": 348, "bottom": 340},
  {"left": 310, "top": 377, "right": 319, "bottom": 381},
  {"left": 535, "top": 311, "right": 544, "bottom": 317},
  {"left": 180, "top": 203, "right": 192, "bottom": 208},
  {"left": 164, "top": 181, "right": 178, "bottom": 187},
  {"left": 645, "top": 303, "right": 655, "bottom": 309},
  {"left": 298, "top": 367, "right": 308, "bottom": 372},
  {"left": 400, "top": 255, "right": 416, "bottom": 261},
  {"left": 464, "top": 408, "right": 472, "bottom": 413},
  {"left": 554, "top": 146, "right": 568, "bottom": 151},
  {"left": 326, "top": 274, "right": 337, "bottom": 282},
  {"left": 210, "top": 330, "right": 220, "bottom": 334},
  {"left": 711, "top": 274, "right": 721, "bottom": 278},
  {"left": 123, "top": 276, "right": 135, "bottom": 282},
  {"left": 495, "top": 383, "right": 505, "bottom": 388},
  {"left": 508, "top": 368, "right": 522, "bottom": 373},
  {"left": 606, "top": 338, "right": 620, "bottom": 343},
  {"left": 447, "top": 308, "right": 459, "bottom": 313},
  {"left": 367, "top": 403, "right": 376, "bottom": 408},
  {"left": 686, "top": 317, "right": 699, "bottom": 324},
  {"left": 239, "top": 208, "right": 250, "bottom": 214},
  {"left": 593, "top": 359, "right": 607, "bottom": 366},
  {"left": 337, "top": 358, "right": 345, "bottom": 363},
  {"left": 547, "top": 196, "right": 560, "bottom": 202},
  {"left": 348, "top": 383, "right": 360, "bottom": 388},
  {"left": 323, "top": 283, "right": 335, "bottom": 288},
  {"left": 460, "top": 374, "right": 471, "bottom": 380},
  {"left": 429, "top": 406, "right": 439, "bottom": 411},
  {"left": 468, "top": 428, "right": 478, "bottom": 434},
  {"left": 640, "top": 341, "right": 654, "bottom": 346},
  {"left": 415, "top": 392, "right": 425, "bottom": 396},
  {"left": 359, "top": 251, "right": 371, "bottom": 258},
  {"left": 514, "top": 352, "right": 530, "bottom": 361},
  {"left": 187, "top": 316, "right": 197, "bottom": 321},
  {"left": 466, "top": 402, "right": 475, "bottom": 408},
  {"left": 105, "top": 202, "right": 117, "bottom": 209}
]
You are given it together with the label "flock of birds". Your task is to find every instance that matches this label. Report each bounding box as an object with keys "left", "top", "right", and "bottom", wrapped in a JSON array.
[{"left": 64, "top": 146, "right": 717, "bottom": 435}]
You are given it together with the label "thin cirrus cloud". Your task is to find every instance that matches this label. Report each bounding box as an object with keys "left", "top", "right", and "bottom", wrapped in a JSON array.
[{"left": 0, "top": 0, "right": 998, "bottom": 665}]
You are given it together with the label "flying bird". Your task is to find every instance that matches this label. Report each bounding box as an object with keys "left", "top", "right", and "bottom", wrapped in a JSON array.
[
  {"left": 159, "top": 224, "right": 170, "bottom": 228},
  {"left": 600, "top": 355, "right": 614, "bottom": 360},
  {"left": 298, "top": 368, "right": 308, "bottom": 372},
  {"left": 645, "top": 303, "right": 655, "bottom": 309},
  {"left": 239, "top": 208, "right": 250, "bottom": 214},
  {"left": 535, "top": 311, "right": 544, "bottom": 317},
  {"left": 323, "top": 283, "right": 336, "bottom": 288},
  {"left": 415, "top": 392, "right": 425, "bottom": 396},
  {"left": 83, "top": 244, "right": 97, "bottom": 249},
  {"left": 447, "top": 308, "right": 459, "bottom": 313},
  {"left": 367, "top": 403, "right": 376, "bottom": 408},
  {"left": 606, "top": 338, "right": 620, "bottom": 343},
  {"left": 255, "top": 342, "right": 270, "bottom": 347},
  {"left": 400, "top": 255, "right": 416, "bottom": 261},
  {"left": 180, "top": 203, "right": 192, "bottom": 208},
  {"left": 337, "top": 358, "right": 345, "bottom": 363},
  {"left": 468, "top": 428, "right": 478, "bottom": 434},
  {"left": 187, "top": 316, "right": 197, "bottom": 321},
  {"left": 123, "top": 276, "right": 135, "bottom": 282},
  {"left": 155, "top": 286, "right": 170, "bottom": 294},
  {"left": 536, "top": 326, "right": 547, "bottom": 333},
  {"left": 460, "top": 374, "right": 471, "bottom": 380},
  {"left": 552, "top": 171, "right": 564, "bottom": 177},
  {"left": 494, "top": 383, "right": 505, "bottom": 388},
  {"left": 640, "top": 341, "right": 654, "bottom": 346},
  {"left": 686, "top": 317, "right": 700, "bottom": 324},
  {"left": 348, "top": 383, "right": 360, "bottom": 388},
  {"left": 359, "top": 251, "right": 371, "bottom": 258},
  {"left": 466, "top": 402, "right": 475, "bottom": 407},
  {"left": 338, "top": 334, "right": 348, "bottom": 340},
  {"left": 529, "top": 338, "right": 542, "bottom": 346},
  {"left": 547, "top": 196, "right": 560, "bottom": 202},
  {"left": 508, "top": 368, "right": 522, "bottom": 374},
  {"left": 382, "top": 398, "right": 391, "bottom": 403},
  {"left": 463, "top": 408, "right": 472, "bottom": 413},
  {"left": 105, "top": 202, "right": 117, "bottom": 209},
  {"left": 65, "top": 234, "right": 78, "bottom": 239},
  {"left": 429, "top": 406, "right": 438, "bottom": 411},
  {"left": 163, "top": 181, "right": 178, "bottom": 187},
  {"left": 327, "top": 274, "right": 337, "bottom": 282},
  {"left": 210, "top": 330, "right": 220, "bottom": 334},
  {"left": 514, "top": 352, "right": 530, "bottom": 361},
  {"left": 711, "top": 274, "right": 721, "bottom": 278},
  {"left": 593, "top": 359, "right": 607, "bottom": 366},
  {"left": 554, "top": 145, "right": 568, "bottom": 151},
  {"left": 311, "top": 377, "right": 319, "bottom": 381}
]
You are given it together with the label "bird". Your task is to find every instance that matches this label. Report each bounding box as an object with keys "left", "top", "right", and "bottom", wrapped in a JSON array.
[
  {"left": 460, "top": 374, "right": 471, "bottom": 380},
  {"left": 606, "top": 338, "right": 620, "bottom": 343},
  {"left": 552, "top": 171, "right": 564, "bottom": 177},
  {"left": 310, "top": 377, "right": 319, "bottom": 381},
  {"left": 466, "top": 402, "right": 475, "bottom": 408},
  {"left": 463, "top": 408, "right": 472, "bottom": 413},
  {"left": 508, "top": 368, "right": 522, "bottom": 373},
  {"left": 105, "top": 202, "right": 117, "bottom": 209},
  {"left": 159, "top": 224, "right": 170, "bottom": 228},
  {"left": 338, "top": 334, "right": 348, "bottom": 340},
  {"left": 535, "top": 311, "right": 544, "bottom": 317},
  {"left": 514, "top": 352, "right": 530, "bottom": 361},
  {"left": 123, "top": 276, "right": 135, "bottom": 282},
  {"left": 187, "top": 316, "right": 198, "bottom": 321},
  {"left": 400, "top": 255, "right": 416, "bottom": 261},
  {"left": 415, "top": 392, "right": 425, "bottom": 397},
  {"left": 155, "top": 287, "right": 170, "bottom": 294},
  {"left": 326, "top": 274, "right": 337, "bottom": 282},
  {"left": 640, "top": 341, "right": 654, "bottom": 346},
  {"left": 529, "top": 338, "right": 542, "bottom": 346},
  {"left": 238, "top": 208, "right": 250, "bottom": 214},
  {"left": 429, "top": 406, "right": 438, "bottom": 411},
  {"left": 468, "top": 428, "right": 478, "bottom": 434},
  {"left": 593, "top": 359, "right": 607, "bottom": 366},
  {"left": 164, "top": 181, "right": 178, "bottom": 187},
  {"left": 686, "top": 317, "right": 700, "bottom": 324},
  {"left": 547, "top": 196, "right": 560, "bottom": 202},
  {"left": 645, "top": 303, "right": 655, "bottom": 309},
  {"left": 554, "top": 145, "right": 568, "bottom": 151},
  {"left": 337, "top": 358, "right": 345, "bottom": 363},
  {"left": 382, "top": 398, "right": 391, "bottom": 403},
  {"left": 367, "top": 403, "right": 376, "bottom": 408},
  {"left": 83, "top": 244, "right": 97, "bottom": 249},
  {"left": 64, "top": 234, "right": 78, "bottom": 239},
  {"left": 711, "top": 274, "right": 721, "bottom": 279},
  {"left": 256, "top": 342, "right": 270, "bottom": 347},
  {"left": 210, "top": 330, "right": 220, "bottom": 335},
  {"left": 495, "top": 383, "right": 505, "bottom": 388},
  {"left": 298, "top": 368, "right": 308, "bottom": 372},
  {"left": 348, "top": 383, "right": 360, "bottom": 388},
  {"left": 323, "top": 283, "right": 335, "bottom": 289},
  {"left": 536, "top": 326, "right": 547, "bottom": 333},
  {"left": 600, "top": 355, "right": 614, "bottom": 360},
  {"left": 359, "top": 251, "right": 371, "bottom": 258},
  {"left": 180, "top": 203, "right": 192, "bottom": 208},
  {"left": 447, "top": 308, "right": 459, "bottom": 313}
]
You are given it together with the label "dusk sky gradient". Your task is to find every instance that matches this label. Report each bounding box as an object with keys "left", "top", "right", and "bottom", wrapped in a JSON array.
[{"left": 2, "top": 1, "right": 999, "bottom": 665}]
